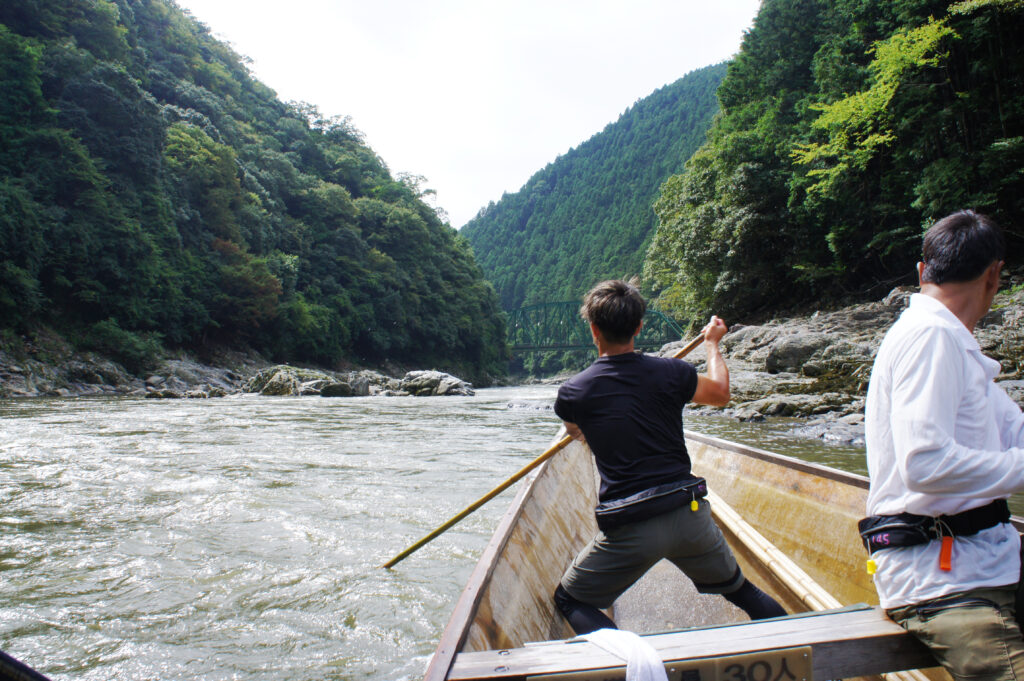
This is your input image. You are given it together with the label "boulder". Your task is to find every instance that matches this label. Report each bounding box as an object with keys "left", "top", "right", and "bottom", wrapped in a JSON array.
[
  {"left": 320, "top": 381, "right": 354, "bottom": 397},
  {"left": 882, "top": 286, "right": 915, "bottom": 308},
  {"left": 299, "top": 379, "right": 331, "bottom": 395},
  {"left": 399, "top": 370, "right": 475, "bottom": 396},
  {"left": 763, "top": 333, "right": 831, "bottom": 373},
  {"left": 731, "top": 408, "right": 765, "bottom": 422},
  {"left": 347, "top": 374, "right": 371, "bottom": 396},
  {"left": 145, "top": 389, "right": 182, "bottom": 399},
  {"left": 260, "top": 371, "right": 300, "bottom": 396},
  {"left": 245, "top": 365, "right": 337, "bottom": 396}
]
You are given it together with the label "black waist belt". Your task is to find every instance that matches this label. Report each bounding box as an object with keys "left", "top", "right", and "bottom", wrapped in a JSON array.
[
  {"left": 595, "top": 477, "right": 707, "bottom": 532},
  {"left": 858, "top": 499, "right": 1010, "bottom": 555}
]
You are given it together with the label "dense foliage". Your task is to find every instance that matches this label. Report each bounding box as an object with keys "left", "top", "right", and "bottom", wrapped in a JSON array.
[
  {"left": 0, "top": 0, "right": 506, "bottom": 379},
  {"left": 462, "top": 64, "right": 726, "bottom": 311},
  {"left": 645, "top": 0, "right": 1024, "bottom": 325}
]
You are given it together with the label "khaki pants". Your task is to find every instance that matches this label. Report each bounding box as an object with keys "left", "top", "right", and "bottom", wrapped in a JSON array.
[
  {"left": 560, "top": 499, "right": 743, "bottom": 609},
  {"left": 887, "top": 586, "right": 1024, "bottom": 681}
]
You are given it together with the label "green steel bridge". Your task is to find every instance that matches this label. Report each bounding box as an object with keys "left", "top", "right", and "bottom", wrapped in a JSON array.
[{"left": 507, "top": 302, "right": 686, "bottom": 351}]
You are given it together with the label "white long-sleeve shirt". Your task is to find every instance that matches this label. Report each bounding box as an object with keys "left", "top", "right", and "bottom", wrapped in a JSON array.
[{"left": 865, "top": 293, "right": 1024, "bottom": 608}]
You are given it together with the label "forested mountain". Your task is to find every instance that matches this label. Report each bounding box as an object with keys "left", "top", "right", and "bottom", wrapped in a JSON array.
[
  {"left": 461, "top": 64, "right": 726, "bottom": 311},
  {"left": 0, "top": 0, "right": 506, "bottom": 379},
  {"left": 645, "top": 0, "right": 1024, "bottom": 325}
]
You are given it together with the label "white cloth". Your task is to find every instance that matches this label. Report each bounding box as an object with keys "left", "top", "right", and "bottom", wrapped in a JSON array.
[
  {"left": 865, "top": 293, "right": 1024, "bottom": 608},
  {"left": 583, "top": 628, "right": 668, "bottom": 681}
]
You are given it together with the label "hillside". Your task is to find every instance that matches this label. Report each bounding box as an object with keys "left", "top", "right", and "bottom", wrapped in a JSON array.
[
  {"left": 461, "top": 63, "right": 726, "bottom": 310},
  {"left": 645, "top": 0, "right": 1024, "bottom": 325},
  {"left": 0, "top": 0, "right": 506, "bottom": 380}
]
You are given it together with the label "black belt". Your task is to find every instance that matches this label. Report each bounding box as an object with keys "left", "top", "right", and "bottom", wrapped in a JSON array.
[
  {"left": 595, "top": 477, "right": 708, "bottom": 532},
  {"left": 858, "top": 499, "right": 1010, "bottom": 555}
]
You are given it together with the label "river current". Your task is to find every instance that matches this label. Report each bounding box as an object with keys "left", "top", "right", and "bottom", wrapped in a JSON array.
[{"left": 0, "top": 386, "right": 867, "bottom": 680}]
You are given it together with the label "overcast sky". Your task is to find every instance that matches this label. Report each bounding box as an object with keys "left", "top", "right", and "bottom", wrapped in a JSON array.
[{"left": 173, "top": 0, "right": 762, "bottom": 227}]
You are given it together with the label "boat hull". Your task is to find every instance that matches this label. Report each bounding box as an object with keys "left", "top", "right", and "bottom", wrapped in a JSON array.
[{"left": 425, "top": 430, "right": 1005, "bottom": 680}]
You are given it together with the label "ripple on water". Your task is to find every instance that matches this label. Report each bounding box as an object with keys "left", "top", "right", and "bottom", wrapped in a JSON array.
[{"left": 1, "top": 385, "right": 873, "bottom": 680}]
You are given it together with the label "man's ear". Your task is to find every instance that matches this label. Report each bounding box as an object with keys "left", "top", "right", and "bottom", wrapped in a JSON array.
[
  {"left": 633, "top": 320, "right": 643, "bottom": 338},
  {"left": 916, "top": 261, "right": 926, "bottom": 286},
  {"left": 985, "top": 260, "right": 1004, "bottom": 291}
]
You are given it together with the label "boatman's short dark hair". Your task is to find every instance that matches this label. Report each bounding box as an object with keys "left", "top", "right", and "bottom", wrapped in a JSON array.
[
  {"left": 580, "top": 280, "right": 646, "bottom": 344},
  {"left": 921, "top": 210, "right": 1005, "bottom": 285}
]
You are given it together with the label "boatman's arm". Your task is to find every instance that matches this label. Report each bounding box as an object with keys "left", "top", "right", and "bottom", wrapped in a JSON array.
[
  {"left": 692, "top": 316, "right": 730, "bottom": 407},
  {"left": 563, "top": 421, "right": 586, "bottom": 443}
]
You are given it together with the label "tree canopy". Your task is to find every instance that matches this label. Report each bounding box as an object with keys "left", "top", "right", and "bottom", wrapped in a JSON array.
[
  {"left": 0, "top": 0, "right": 506, "bottom": 380},
  {"left": 645, "top": 0, "right": 1024, "bottom": 325},
  {"left": 461, "top": 64, "right": 726, "bottom": 312}
]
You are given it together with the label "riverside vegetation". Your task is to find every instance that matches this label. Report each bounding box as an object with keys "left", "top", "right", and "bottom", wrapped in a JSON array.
[
  {"left": 466, "top": 0, "right": 1024, "bottom": 375},
  {"left": 3, "top": 0, "right": 1024, "bottom": 444},
  {"left": 0, "top": 0, "right": 506, "bottom": 385}
]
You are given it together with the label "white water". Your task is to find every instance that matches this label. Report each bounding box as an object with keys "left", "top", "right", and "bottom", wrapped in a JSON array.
[{"left": 0, "top": 386, "right": 869, "bottom": 680}]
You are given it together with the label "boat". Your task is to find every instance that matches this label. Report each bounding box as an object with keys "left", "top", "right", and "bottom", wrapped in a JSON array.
[{"left": 423, "top": 430, "right": 1024, "bottom": 681}]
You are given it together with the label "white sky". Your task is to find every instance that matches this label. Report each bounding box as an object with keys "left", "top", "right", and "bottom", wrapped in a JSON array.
[{"left": 173, "top": 0, "right": 762, "bottom": 227}]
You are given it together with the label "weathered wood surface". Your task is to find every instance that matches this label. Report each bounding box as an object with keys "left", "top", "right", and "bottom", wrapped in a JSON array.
[
  {"left": 686, "top": 431, "right": 877, "bottom": 607},
  {"left": 427, "top": 431, "right": 1024, "bottom": 680},
  {"left": 424, "top": 433, "right": 597, "bottom": 681},
  {"left": 446, "top": 605, "right": 936, "bottom": 681}
]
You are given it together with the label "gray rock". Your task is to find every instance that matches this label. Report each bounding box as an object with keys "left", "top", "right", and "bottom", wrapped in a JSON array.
[
  {"left": 299, "top": 379, "right": 331, "bottom": 395},
  {"left": 732, "top": 408, "right": 765, "bottom": 422},
  {"left": 145, "top": 389, "right": 182, "bottom": 399},
  {"left": 260, "top": 371, "right": 301, "bottom": 396},
  {"left": 348, "top": 374, "right": 371, "bottom": 396},
  {"left": 245, "top": 365, "right": 338, "bottom": 396},
  {"left": 320, "top": 382, "right": 354, "bottom": 397},
  {"left": 763, "top": 333, "right": 832, "bottom": 373},
  {"left": 400, "top": 370, "right": 475, "bottom": 396},
  {"left": 883, "top": 286, "right": 915, "bottom": 308}
]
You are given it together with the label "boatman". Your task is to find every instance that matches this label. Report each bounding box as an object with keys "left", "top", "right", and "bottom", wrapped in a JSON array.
[
  {"left": 861, "top": 209, "right": 1024, "bottom": 680},
  {"left": 552, "top": 279, "right": 786, "bottom": 634}
]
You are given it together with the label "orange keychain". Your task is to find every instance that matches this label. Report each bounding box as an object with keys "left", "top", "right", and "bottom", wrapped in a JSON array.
[{"left": 939, "top": 535, "right": 953, "bottom": 571}]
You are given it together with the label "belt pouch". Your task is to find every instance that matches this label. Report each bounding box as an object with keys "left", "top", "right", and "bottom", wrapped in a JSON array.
[
  {"left": 858, "top": 513, "right": 934, "bottom": 553},
  {"left": 595, "top": 477, "right": 707, "bottom": 532}
]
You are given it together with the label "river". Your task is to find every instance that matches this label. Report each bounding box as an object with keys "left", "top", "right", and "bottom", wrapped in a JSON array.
[{"left": 0, "top": 386, "right": 868, "bottom": 680}]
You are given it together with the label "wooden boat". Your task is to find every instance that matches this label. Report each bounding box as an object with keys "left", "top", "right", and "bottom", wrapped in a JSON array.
[{"left": 423, "top": 430, "right": 1024, "bottom": 681}]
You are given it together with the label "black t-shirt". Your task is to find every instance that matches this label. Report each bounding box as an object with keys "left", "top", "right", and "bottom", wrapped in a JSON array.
[{"left": 553, "top": 352, "right": 698, "bottom": 502}]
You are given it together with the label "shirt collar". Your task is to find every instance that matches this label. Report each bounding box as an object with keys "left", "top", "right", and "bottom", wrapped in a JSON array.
[{"left": 907, "top": 292, "right": 980, "bottom": 351}]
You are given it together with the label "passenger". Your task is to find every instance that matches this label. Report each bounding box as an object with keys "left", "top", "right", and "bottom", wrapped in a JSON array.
[
  {"left": 552, "top": 279, "right": 785, "bottom": 634},
  {"left": 861, "top": 209, "right": 1024, "bottom": 680}
]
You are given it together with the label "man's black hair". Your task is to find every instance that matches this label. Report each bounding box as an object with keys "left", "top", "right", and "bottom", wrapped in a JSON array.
[
  {"left": 921, "top": 210, "right": 1005, "bottom": 284},
  {"left": 580, "top": 280, "right": 646, "bottom": 344}
]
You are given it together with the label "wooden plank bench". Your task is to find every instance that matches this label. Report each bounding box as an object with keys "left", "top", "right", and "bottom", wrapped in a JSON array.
[{"left": 446, "top": 604, "right": 938, "bottom": 681}]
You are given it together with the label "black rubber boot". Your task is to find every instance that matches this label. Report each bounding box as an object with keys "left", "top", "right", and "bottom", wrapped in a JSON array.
[
  {"left": 723, "top": 579, "right": 787, "bottom": 620},
  {"left": 554, "top": 584, "right": 617, "bottom": 635}
]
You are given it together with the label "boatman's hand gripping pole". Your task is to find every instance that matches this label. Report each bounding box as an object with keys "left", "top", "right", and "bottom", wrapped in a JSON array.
[{"left": 381, "top": 332, "right": 707, "bottom": 569}]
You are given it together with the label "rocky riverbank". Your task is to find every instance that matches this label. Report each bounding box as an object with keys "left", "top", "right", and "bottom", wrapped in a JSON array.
[
  {"left": 656, "top": 284, "right": 1024, "bottom": 446},
  {"left": 0, "top": 330, "right": 476, "bottom": 399},
  {"left": 3, "top": 284, "right": 1022, "bottom": 448}
]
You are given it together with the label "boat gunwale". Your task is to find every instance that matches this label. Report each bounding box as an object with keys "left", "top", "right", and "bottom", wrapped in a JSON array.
[
  {"left": 426, "top": 429, "right": 1024, "bottom": 679},
  {"left": 422, "top": 435, "right": 563, "bottom": 681},
  {"left": 684, "top": 429, "right": 870, "bottom": 489}
]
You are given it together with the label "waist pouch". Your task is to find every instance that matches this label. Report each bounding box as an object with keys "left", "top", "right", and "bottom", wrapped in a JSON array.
[
  {"left": 858, "top": 499, "right": 1010, "bottom": 555},
  {"left": 595, "top": 477, "right": 707, "bottom": 532}
]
